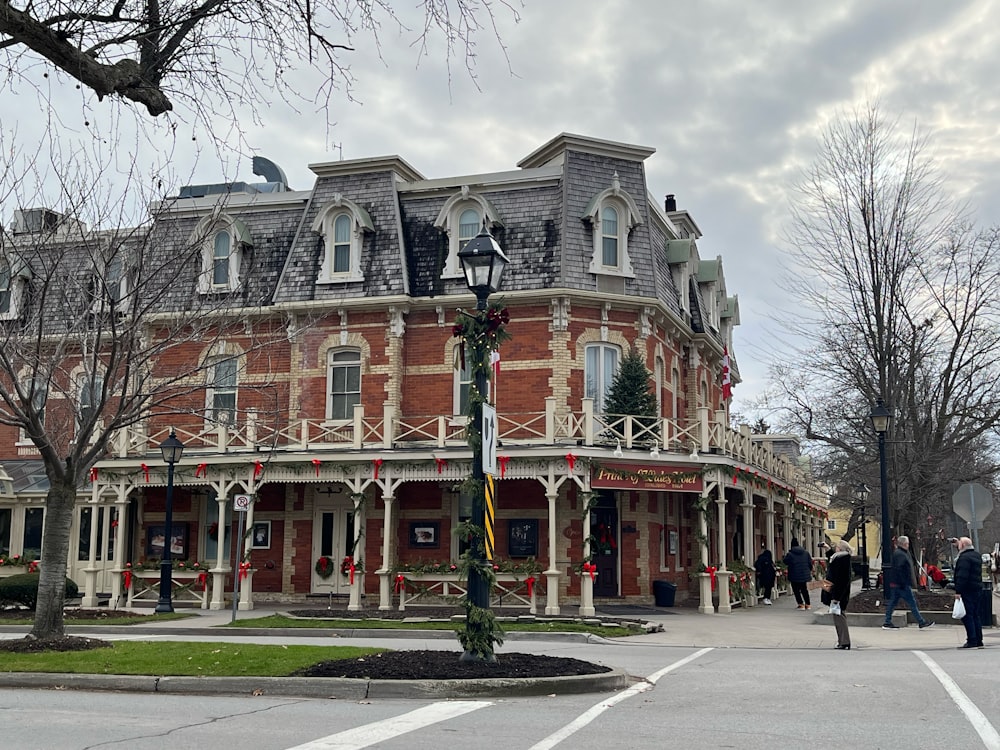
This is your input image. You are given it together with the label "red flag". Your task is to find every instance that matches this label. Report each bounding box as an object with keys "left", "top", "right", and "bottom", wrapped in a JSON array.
[{"left": 721, "top": 347, "right": 732, "bottom": 401}]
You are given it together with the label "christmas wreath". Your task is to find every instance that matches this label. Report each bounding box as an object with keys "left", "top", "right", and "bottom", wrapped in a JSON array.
[
  {"left": 315, "top": 555, "right": 335, "bottom": 579},
  {"left": 340, "top": 556, "right": 361, "bottom": 576}
]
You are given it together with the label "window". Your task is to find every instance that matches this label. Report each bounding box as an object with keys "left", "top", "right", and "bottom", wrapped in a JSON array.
[
  {"left": 76, "top": 371, "right": 104, "bottom": 434},
  {"left": 18, "top": 376, "right": 46, "bottom": 444},
  {"left": 585, "top": 343, "right": 620, "bottom": 413},
  {"left": 327, "top": 349, "right": 361, "bottom": 421},
  {"left": 654, "top": 356, "right": 664, "bottom": 417},
  {"left": 454, "top": 344, "right": 472, "bottom": 416},
  {"left": 193, "top": 214, "right": 250, "bottom": 294},
  {"left": 582, "top": 176, "right": 640, "bottom": 278},
  {"left": 827, "top": 519, "right": 837, "bottom": 530},
  {"left": 671, "top": 366, "right": 680, "bottom": 419},
  {"left": 0, "top": 508, "right": 10, "bottom": 557},
  {"left": 434, "top": 190, "right": 500, "bottom": 279},
  {"left": 207, "top": 357, "right": 237, "bottom": 425},
  {"left": 312, "top": 198, "right": 372, "bottom": 283},
  {"left": 0, "top": 264, "right": 10, "bottom": 315},
  {"left": 91, "top": 254, "right": 130, "bottom": 314},
  {"left": 0, "top": 259, "right": 29, "bottom": 320},
  {"left": 22, "top": 507, "right": 43, "bottom": 560},
  {"left": 601, "top": 206, "right": 619, "bottom": 267},
  {"left": 458, "top": 208, "right": 481, "bottom": 251}
]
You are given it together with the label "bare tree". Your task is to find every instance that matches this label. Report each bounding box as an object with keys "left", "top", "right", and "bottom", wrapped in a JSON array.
[
  {"left": 0, "top": 1, "right": 521, "bottom": 122},
  {"left": 759, "top": 102, "right": 1000, "bottom": 554},
  {"left": 0, "top": 147, "right": 297, "bottom": 641}
]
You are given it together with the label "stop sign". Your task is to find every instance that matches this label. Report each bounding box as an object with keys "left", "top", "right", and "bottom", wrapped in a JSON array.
[{"left": 952, "top": 483, "right": 993, "bottom": 524}]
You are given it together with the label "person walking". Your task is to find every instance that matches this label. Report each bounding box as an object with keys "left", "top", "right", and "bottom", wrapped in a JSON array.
[
  {"left": 882, "top": 535, "right": 934, "bottom": 630},
  {"left": 822, "top": 539, "right": 853, "bottom": 650},
  {"left": 754, "top": 547, "right": 777, "bottom": 605},
  {"left": 952, "top": 536, "right": 984, "bottom": 649},
  {"left": 783, "top": 538, "right": 814, "bottom": 610}
]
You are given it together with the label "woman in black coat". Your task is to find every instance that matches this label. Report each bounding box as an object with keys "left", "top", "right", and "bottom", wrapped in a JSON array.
[
  {"left": 823, "top": 539, "right": 853, "bottom": 650},
  {"left": 754, "top": 548, "right": 777, "bottom": 605}
]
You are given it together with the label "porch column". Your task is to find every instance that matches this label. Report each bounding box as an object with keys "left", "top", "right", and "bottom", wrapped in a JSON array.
[
  {"left": 697, "top": 487, "right": 713, "bottom": 614},
  {"left": 237, "top": 494, "right": 255, "bottom": 611},
  {"left": 209, "top": 494, "right": 229, "bottom": 610},
  {"left": 741, "top": 494, "right": 755, "bottom": 607},
  {"left": 81, "top": 480, "right": 101, "bottom": 607},
  {"left": 378, "top": 493, "right": 396, "bottom": 611},
  {"left": 765, "top": 498, "right": 776, "bottom": 553},
  {"left": 348, "top": 492, "right": 364, "bottom": 611},
  {"left": 579, "top": 495, "right": 595, "bottom": 617},
  {"left": 544, "top": 489, "right": 561, "bottom": 615},
  {"left": 716, "top": 494, "right": 731, "bottom": 614},
  {"left": 110, "top": 490, "right": 129, "bottom": 608}
]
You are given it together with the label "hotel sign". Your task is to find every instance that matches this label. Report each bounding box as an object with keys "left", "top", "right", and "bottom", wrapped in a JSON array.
[{"left": 591, "top": 463, "right": 703, "bottom": 492}]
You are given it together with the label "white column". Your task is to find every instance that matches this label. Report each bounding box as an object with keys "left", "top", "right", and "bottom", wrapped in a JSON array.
[
  {"left": 544, "top": 490, "right": 560, "bottom": 615},
  {"left": 209, "top": 494, "right": 229, "bottom": 610},
  {"left": 716, "top": 496, "right": 731, "bottom": 613},
  {"left": 348, "top": 493, "right": 364, "bottom": 611},
  {"left": 580, "top": 497, "right": 595, "bottom": 617},
  {"left": 698, "top": 487, "right": 713, "bottom": 614},
  {"left": 378, "top": 494, "right": 395, "bottom": 611},
  {"left": 81, "top": 480, "right": 101, "bottom": 607},
  {"left": 741, "top": 495, "right": 756, "bottom": 607},
  {"left": 110, "top": 493, "right": 129, "bottom": 608},
  {"left": 238, "top": 496, "right": 255, "bottom": 611}
]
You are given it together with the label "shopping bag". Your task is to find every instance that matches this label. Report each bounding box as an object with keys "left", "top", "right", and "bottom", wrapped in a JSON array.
[
  {"left": 830, "top": 601, "right": 841, "bottom": 615},
  {"left": 952, "top": 598, "right": 966, "bottom": 619}
]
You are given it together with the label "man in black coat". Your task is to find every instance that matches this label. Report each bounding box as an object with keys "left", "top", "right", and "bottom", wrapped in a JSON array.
[
  {"left": 882, "top": 536, "right": 933, "bottom": 630},
  {"left": 783, "top": 538, "right": 813, "bottom": 610},
  {"left": 952, "top": 537, "right": 984, "bottom": 649}
]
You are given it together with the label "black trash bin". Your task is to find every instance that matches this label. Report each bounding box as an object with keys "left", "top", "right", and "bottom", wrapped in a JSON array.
[
  {"left": 653, "top": 580, "right": 677, "bottom": 607},
  {"left": 979, "top": 583, "right": 993, "bottom": 628}
]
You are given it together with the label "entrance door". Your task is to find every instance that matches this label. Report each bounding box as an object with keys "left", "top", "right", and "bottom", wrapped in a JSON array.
[
  {"left": 590, "top": 494, "right": 618, "bottom": 597},
  {"left": 71, "top": 505, "right": 120, "bottom": 593},
  {"left": 311, "top": 500, "right": 356, "bottom": 595}
]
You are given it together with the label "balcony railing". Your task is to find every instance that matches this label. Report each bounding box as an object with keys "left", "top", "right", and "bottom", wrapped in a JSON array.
[{"left": 106, "top": 400, "right": 793, "bottom": 483}]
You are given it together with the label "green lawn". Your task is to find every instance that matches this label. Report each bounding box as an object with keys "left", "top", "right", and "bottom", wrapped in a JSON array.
[{"left": 0, "top": 641, "right": 383, "bottom": 676}]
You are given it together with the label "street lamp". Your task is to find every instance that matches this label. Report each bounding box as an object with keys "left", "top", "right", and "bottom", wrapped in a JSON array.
[
  {"left": 855, "top": 482, "right": 870, "bottom": 589},
  {"left": 155, "top": 429, "right": 185, "bottom": 613},
  {"left": 457, "top": 224, "right": 509, "bottom": 661},
  {"left": 869, "top": 398, "right": 892, "bottom": 595}
]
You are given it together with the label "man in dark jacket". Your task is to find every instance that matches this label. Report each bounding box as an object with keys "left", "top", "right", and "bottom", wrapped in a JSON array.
[
  {"left": 783, "top": 538, "right": 813, "bottom": 610},
  {"left": 882, "top": 536, "right": 933, "bottom": 630},
  {"left": 952, "top": 537, "right": 984, "bottom": 649}
]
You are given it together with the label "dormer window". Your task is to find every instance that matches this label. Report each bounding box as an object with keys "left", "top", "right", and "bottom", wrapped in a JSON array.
[
  {"left": 90, "top": 254, "right": 132, "bottom": 316},
  {"left": 0, "top": 258, "right": 30, "bottom": 320},
  {"left": 193, "top": 214, "right": 251, "bottom": 294},
  {"left": 434, "top": 188, "right": 502, "bottom": 279},
  {"left": 312, "top": 195, "right": 373, "bottom": 284},
  {"left": 583, "top": 174, "right": 641, "bottom": 278}
]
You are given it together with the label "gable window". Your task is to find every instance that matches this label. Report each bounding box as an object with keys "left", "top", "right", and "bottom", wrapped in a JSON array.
[
  {"left": 0, "top": 259, "right": 29, "bottom": 320},
  {"left": 434, "top": 190, "right": 501, "bottom": 279},
  {"left": 327, "top": 349, "right": 361, "bottom": 421},
  {"left": 583, "top": 175, "right": 640, "bottom": 278},
  {"left": 585, "top": 343, "right": 620, "bottom": 413},
  {"left": 0, "top": 265, "right": 10, "bottom": 315},
  {"left": 207, "top": 357, "right": 237, "bottom": 425},
  {"left": 90, "top": 254, "right": 131, "bottom": 315},
  {"left": 312, "top": 197, "right": 372, "bottom": 284},
  {"left": 193, "top": 215, "right": 251, "bottom": 294}
]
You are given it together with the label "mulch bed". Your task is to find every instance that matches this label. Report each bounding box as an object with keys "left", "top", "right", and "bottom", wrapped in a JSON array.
[{"left": 846, "top": 588, "right": 955, "bottom": 614}]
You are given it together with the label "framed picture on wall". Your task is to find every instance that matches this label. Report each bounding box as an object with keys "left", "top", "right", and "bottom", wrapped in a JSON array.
[
  {"left": 251, "top": 521, "right": 271, "bottom": 549},
  {"left": 508, "top": 519, "right": 538, "bottom": 557},
  {"left": 145, "top": 523, "right": 188, "bottom": 559},
  {"left": 409, "top": 522, "right": 440, "bottom": 548}
]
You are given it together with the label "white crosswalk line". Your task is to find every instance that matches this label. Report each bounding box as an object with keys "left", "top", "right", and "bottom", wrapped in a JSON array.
[
  {"left": 283, "top": 700, "right": 492, "bottom": 750},
  {"left": 914, "top": 651, "right": 1000, "bottom": 750}
]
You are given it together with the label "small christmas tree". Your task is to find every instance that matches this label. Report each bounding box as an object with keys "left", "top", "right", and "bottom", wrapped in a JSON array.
[{"left": 604, "top": 348, "right": 657, "bottom": 425}]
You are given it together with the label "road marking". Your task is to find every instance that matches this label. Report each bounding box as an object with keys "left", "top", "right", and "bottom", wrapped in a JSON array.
[
  {"left": 282, "top": 700, "right": 491, "bottom": 750},
  {"left": 914, "top": 651, "right": 1000, "bottom": 750},
  {"left": 527, "top": 648, "right": 714, "bottom": 750}
]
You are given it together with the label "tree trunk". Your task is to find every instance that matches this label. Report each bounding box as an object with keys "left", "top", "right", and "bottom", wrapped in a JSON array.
[{"left": 29, "top": 478, "right": 76, "bottom": 640}]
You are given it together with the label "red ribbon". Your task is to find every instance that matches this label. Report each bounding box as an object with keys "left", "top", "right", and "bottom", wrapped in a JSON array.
[
  {"left": 239, "top": 561, "right": 251, "bottom": 580},
  {"left": 582, "top": 562, "right": 596, "bottom": 581},
  {"left": 706, "top": 565, "right": 717, "bottom": 591},
  {"left": 525, "top": 576, "right": 535, "bottom": 598},
  {"left": 312, "top": 458, "right": 321, "bottom": 477},
  {"left": 195, "top": 463, "right": 208, "bottom": 478},
  {"left": 435, "top": 457, "right": 447, "bottom": 474},
  {"left": 394, "top": 573, "right": 405, "bottom": 593},
  {"left": 28, "top": 561, "right": 38, "bottom": 573},
  {"left": 350, "top": 560, "right": 356, "bottom": 585},
  {"left": 566, "top": 453, "right": 576, "bottom": 471},
  {"left": 733, "top": 468, "right": 739, "bottom": 484},
  {"left": 373, "top": 458, "right": 383, "bottom": 480},
  {"left": 123, "top": 570, "right": 132, "bottom": 589},
  {"left": 198, "top": 572, "right": 208, "bottom": 590},
  {"left": 90, "top": 467, "right": 98, "bottom": 482},
  {"left": 498, "top": 455, "right": 510, "bottom": 478},
  {"left": 253, "top": 461, "right": 263, "bottom": 479},
  {"left": 140, "top": 463, "right": 149, "bottom": 483}
]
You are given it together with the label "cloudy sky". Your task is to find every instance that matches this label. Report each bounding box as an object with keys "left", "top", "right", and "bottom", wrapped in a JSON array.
[{"left": 5, "top": 0, "right": 1000, "bottom": 418}]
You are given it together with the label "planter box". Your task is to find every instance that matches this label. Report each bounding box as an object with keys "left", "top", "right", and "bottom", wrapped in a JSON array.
[{"left": 126, "top": 569, "right": 211, "bottom": 609}]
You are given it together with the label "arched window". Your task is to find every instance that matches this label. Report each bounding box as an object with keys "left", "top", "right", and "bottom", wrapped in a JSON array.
[
  {"left": 434, "top": 190, "right": 501, "bottom": 278},
  {"left": 332, "top": 214, "right": 352, "bottom": 274},
  {"left": 582, "top": 175, "right": 640, "bottom": 278},
  {"left": 312, "top": 197, "right": 372, "bottom": 283},
  {"left": 585, "top": 343, "right": 620, "bottom": 413},
  {"left": 458, "top": 208, "right": 481, "bottom": 251},
  {"left": 193, "top": 214, "right": 250, "bottom": 294},
  {"left": 206, "top": 356, "right": 238, "bottom": 425},
  {"left": 601, "top": 206, "right": 619, "bottom": 267},
  {"left": 327, "top": 349, "right": 362, "bottom": 421}
]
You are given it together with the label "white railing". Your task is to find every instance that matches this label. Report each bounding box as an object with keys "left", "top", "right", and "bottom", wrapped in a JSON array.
[
  {"left": 384, "top": 572, "right": 539, "bottom": 613},
  {"left": 125, "top": 569, "right": 211, "bottom": 609}
]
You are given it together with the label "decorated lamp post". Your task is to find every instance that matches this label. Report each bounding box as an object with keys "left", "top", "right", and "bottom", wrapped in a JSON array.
[
  {"left": 155, "top": 430, "right": 185, "bottom": 613},
  {"left": 870, "top": 398, "right": 892, "bottom": 595},
  {"left": 455, "top": 224, "right": 510, "bottom": 662}
]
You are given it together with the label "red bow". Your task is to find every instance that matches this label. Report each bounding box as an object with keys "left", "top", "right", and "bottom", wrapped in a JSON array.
[
  {"left": 498, "top": 455, "right": 510, "bottom": 478},
  {"left": 566, "top": 453, "right": 576, "bottom": 471},
  {"left": 706, "top": 565, "right": 717, "bottom": 591},
  {"left": 253, "top": 461, "right": 263, "bottom": 479},
  {"left": 582, "top": 562, "right": 596, "bottom": 581},
  {"left": 195, "top": 463, "right": 208, "bottom": 478},
  {"left": 89, "top": 467, "right": 98, "bottom": 482},
  {"left": 394, "top": 573, "right": 405, "bottom": 593},
  {"left": 312, "top": 458, "right": 321, "bottom": 477},
  {"left": 525, "top": 576, "right": 535, "bottom": 598},
  {"left": 140, "top": 463, "right": 149, "bottom": 483},
  {"left": 239, "top": 561, "right": 251, "bottom": 580},
  {"left": 373, "top": 458, "right": 383, "bottom": 480},
  {"left": 349, "top": 559, "right": 356, "bottom": 585},
  {"left": 198, "top": 572, "right": 208, "bottom": 590},
  {"left": 122, "top": 569, "right": 132, "bottom": 589},
  {"left": 435, "top": 457, "right": 447, "bottom": 474},
  {"left": 733, "top": 468, "right": 739, "bottom": 485}
]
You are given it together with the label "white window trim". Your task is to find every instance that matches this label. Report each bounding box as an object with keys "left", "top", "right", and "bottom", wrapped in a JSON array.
[
  {"left": 585, "top": 342, "right": 621, "bottom": 413},
  {"left": 311, "top": 195, "right": 372, "bottom": 284},
  {"left": 325, "top": 347, "right": 362, "bottom": 422},
  {"left": 191, "top": 213, "right": 251, "bottom": 294},
  {"left": 582, "top": 175, "right": 640, "bottom": 278},
  {"left": 0, "top": 258, "right": 30, "bottom": 321},
  {"left": 433, "top": 188, "right": 502, "bottom": 279}
]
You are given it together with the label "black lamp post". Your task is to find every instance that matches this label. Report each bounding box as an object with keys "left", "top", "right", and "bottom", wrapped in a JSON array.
[
  {"left": 155, "top": 429, "right": 185, "bottom": 613},
  {"left": 457, "top": 224, "right": 509, "bottom": 660},
  {"left": 869, "top": 398, "right": 892, "bottom": 595},
  {"left": 855, "top": 482, "right": 870, "bottom": 589}
]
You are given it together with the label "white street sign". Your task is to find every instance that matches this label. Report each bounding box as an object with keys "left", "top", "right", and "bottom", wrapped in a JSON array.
[
  {"left": 233, "top": 494, "right": 253, "bottom": 513},
  {"left": 482, "top": 403, "right": 498, "bottom": 476}
]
